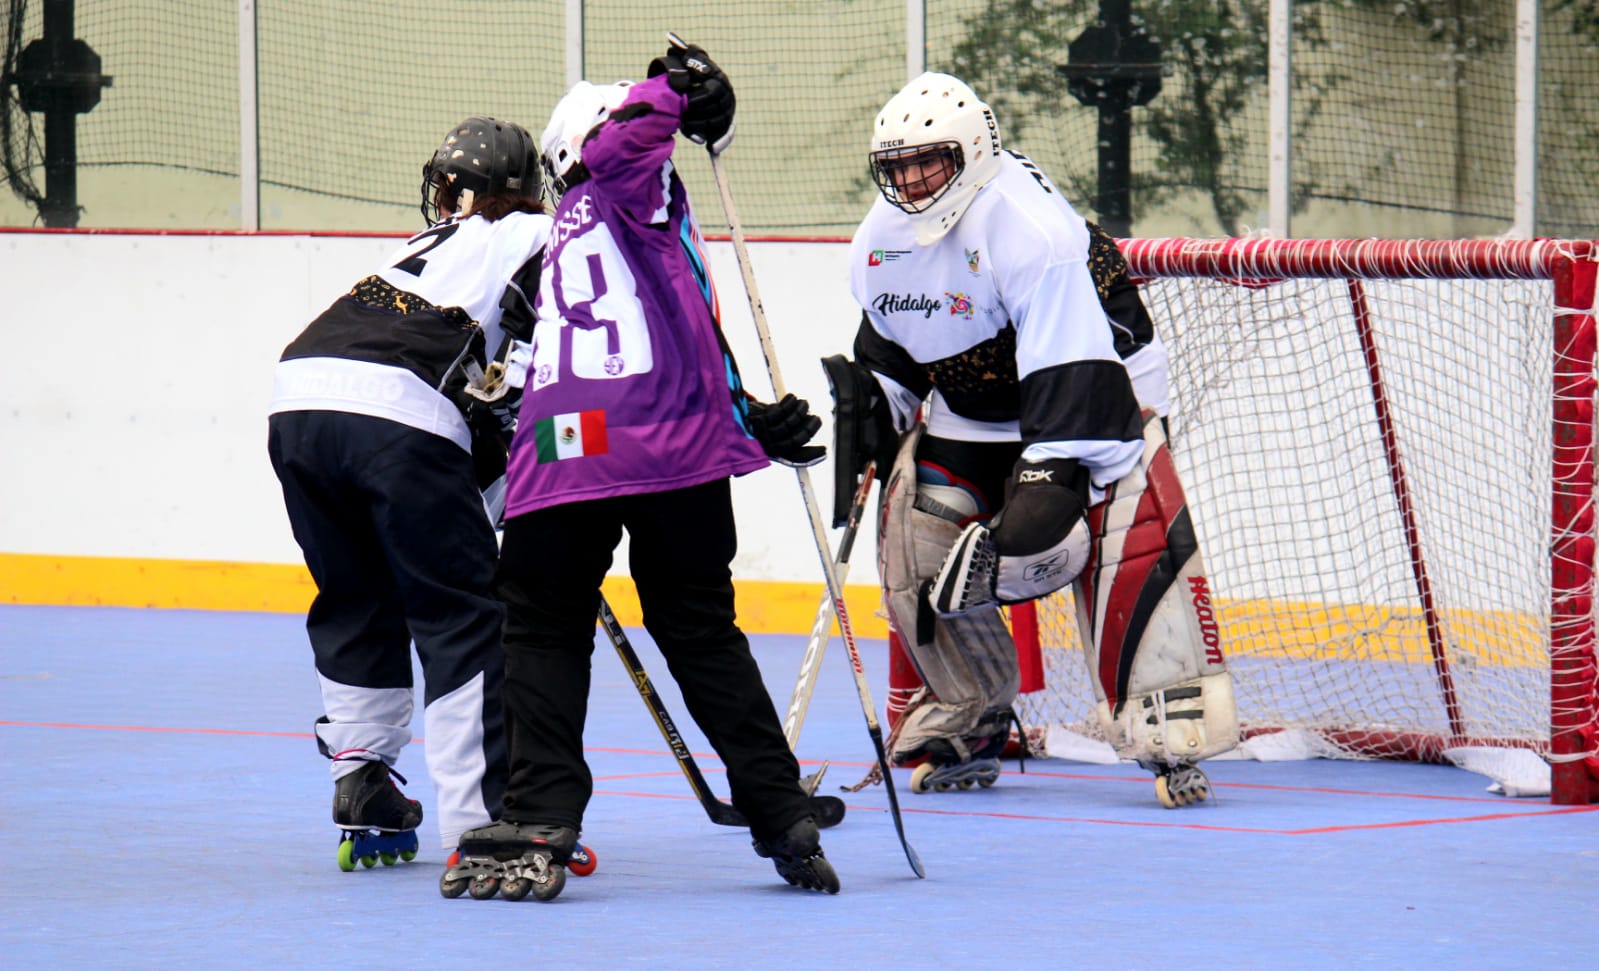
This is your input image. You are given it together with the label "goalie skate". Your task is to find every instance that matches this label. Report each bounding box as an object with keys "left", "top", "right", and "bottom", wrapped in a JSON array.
[
  {"left": 1143, "top": 760, "right": 1214, "bottom": 809},
  {"left": 909, "top": 756, "right": 1000, "bottom": 793}
]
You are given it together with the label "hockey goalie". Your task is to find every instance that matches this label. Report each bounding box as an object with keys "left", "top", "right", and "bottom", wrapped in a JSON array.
[{"left": 834, "top": 71, "right": 1238, "bottom": 807}]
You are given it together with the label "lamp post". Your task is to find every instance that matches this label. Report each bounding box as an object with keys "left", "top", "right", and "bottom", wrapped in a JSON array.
[{"left": 1057, "top": 0, "right": 1163, "bottom": 237}]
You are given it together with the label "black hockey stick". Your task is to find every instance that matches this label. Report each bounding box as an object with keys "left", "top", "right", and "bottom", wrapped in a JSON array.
[
  {"left": 599, "top": 595, "right": 845, "bottom": 829},
  {"left": 682, "top": 29, "right": 922, "bottom": 876}
]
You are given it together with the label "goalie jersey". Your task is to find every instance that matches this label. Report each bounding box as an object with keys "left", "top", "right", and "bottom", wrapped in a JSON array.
[{"left": 847, "top": 150, "right": 1160, "bottom": 490}]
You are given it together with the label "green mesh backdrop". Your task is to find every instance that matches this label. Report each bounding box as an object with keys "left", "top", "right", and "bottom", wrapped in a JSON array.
[{"left": 2, "top": 0, "right": 1596, "bottom": 237}]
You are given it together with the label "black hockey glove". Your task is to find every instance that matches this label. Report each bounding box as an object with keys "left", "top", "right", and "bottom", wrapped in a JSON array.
[
  {"left": 648, "top": 43, "right": 736, "bottom": 154},
  {"left": 989, "top": 458, "right": 1090, "bottom": 557},
  {"left": 747, "top": 394, "right": 826, "bottom": 468}
]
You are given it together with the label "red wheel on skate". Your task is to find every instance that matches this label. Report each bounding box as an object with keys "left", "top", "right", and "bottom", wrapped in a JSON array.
[{"left": 567, "top": 843, "right": 597, "bottom": 877}]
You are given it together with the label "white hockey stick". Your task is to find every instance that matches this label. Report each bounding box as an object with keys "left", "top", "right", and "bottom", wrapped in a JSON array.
[
  {"left": 700, "top": 136, "right": 924, "bottom": 879},
  {"left": 781, "top": 461, "right": 875, "bottom": 751}
]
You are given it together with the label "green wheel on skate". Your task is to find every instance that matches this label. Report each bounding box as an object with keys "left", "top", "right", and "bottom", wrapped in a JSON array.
[
  {"left": 400, "top": 847, "right": 418, "bottom": 862},
  {"left": 360, "top": 853, "right": 378, "bottom": 868},
  {"left": 337, "top": 840, "right": 358, "bottom": 872},
  {"left": 379, "top": 851, "right": 398, "bottom": 866}
]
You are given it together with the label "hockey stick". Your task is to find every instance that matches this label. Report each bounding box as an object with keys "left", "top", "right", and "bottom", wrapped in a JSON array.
[
  {"left": 598, "top": 595, "right": 846, "bottom": 829},
  {"left": 688, "top": 90, "right": 923, "bottom": 877},
  {"left": 599, "top": 595, "right": 748, "bottom": 826},
  {"left": 781, "top": 460, "right": 876, "bottom": 751}
]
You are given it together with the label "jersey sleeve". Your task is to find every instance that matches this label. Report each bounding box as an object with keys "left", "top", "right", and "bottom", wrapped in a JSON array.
[
  {"left": 853, "top": 311, "right": 929, "bottom": 432},
  {"left": 581, "top": 75, "right": 688, "bottom": 225},
  {"left": 992, "top": 207, "right": 1144, "bottom": 486}
]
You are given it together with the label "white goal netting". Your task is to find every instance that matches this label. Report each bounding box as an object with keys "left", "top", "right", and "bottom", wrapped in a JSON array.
[{"left": 1014, "top": 238, "right": 1599, "bottom": 802}]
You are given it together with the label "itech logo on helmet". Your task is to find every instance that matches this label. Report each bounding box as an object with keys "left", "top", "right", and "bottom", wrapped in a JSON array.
[
  {"left": 982, "top": 108, "right": 1000, "bottom": 156},
  {"left": 877, "top": 138, "right": 905, "bottom": 149}
]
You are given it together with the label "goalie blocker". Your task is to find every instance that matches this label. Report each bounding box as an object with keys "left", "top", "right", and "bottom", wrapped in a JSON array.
[
  {"left": 821, "top": 354, "right": 898, "bottom": 527},
  {"left": 931, "top": 414, "right": 1239, "bottom": 767}
]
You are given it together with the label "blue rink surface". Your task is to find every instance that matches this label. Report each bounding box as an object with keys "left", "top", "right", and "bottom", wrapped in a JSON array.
[{"left": 2, "top": 605, "right": 1595, "bottom": 971}]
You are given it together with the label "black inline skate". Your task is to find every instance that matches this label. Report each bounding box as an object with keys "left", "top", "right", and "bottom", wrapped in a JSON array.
[
  {"left": 333, "top": 760, "right": 422, "bottom": 871},
  {"left": 1141, "top": 759, "right": 1215, "bottom": 808},
  {"left": 906, "top": 718, "right": 1013, "bottom": 794},
  {"left": 440, "top": 821, "right": 593, "bottom": 902},
  {"left": 752, "top": 817, "right": 839, "bottom": 894}
]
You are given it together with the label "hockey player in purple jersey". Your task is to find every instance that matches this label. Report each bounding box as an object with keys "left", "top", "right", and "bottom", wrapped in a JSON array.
[
  {"left": 439, "top": 44, "right": 839, "bottom": 902},
  {"left": 268, "top": 117, "right": 550, "bottom": 871}
]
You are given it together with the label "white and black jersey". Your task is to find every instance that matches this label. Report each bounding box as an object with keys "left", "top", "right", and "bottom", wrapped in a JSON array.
[
  {"left": 270, "top": 210, "right": 553, "bottom": 452},
  {"left": 848, "top": 150, "right": 1162, "bottom": 488}
]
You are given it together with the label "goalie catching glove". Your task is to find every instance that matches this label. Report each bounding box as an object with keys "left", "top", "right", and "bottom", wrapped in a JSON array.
[
  {"left": 928, "top": 457, "right": 1091, "bottom": 616},
  {"left": 747, "top": 393, "right": 826, "bottom": 468},
  {"left": 648, "top": 42, "right": 736, "bottom": 154}
]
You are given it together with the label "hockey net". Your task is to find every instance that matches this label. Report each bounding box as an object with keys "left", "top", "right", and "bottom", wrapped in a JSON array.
[{"left": 1000, "top": 238, "right": 1599, "bottom": 804}]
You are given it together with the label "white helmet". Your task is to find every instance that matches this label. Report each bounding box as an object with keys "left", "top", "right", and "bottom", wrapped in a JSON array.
[
  {"left": 869, "top": 72, "right": 1003, "bottom": 245},
  {"left": 540, "top": 80, "right": 634, "bottom": 198}
]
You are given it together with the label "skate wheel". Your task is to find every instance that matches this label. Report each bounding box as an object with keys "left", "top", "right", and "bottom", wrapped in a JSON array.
[
  {"left": 1155, "top": 776, "right": 1185, "bottom": 809},
  {"left": 360, "top": 853, "right": 378, "bottom": 868},
  {"left": 400, "top": 848, "right": 418, "bottom": 862},
  {"left": 468, "top": 875, "right": 501, "bottom": 900},
  {"left": 379, "top": 852, "right": 398, "bottom": 866},
  {"left": 568, "top": 844, "right": 597, "bottom": 877},
  {"left": 336, "top": 840, "right": 358, "bottom": 872},
  {"left": 810, "top": 858, "right": 841, "bottom": 895},
  {"left": 910, "top": 762, "right": 936, "bottom": 794},
  {"left": 977, "top": 777, "right": 996, "bottom": 788},
  {"left": 958, "top": 779, "right": 975, "bottom": 790},
  {"left": 439, "top": 872, "right": 469, "bottom": 899},
  {"left": 531, "top": 867, "right": 566, "bottom": 902},
  {"left": 500, "top": 877, "right": 532, "bottom": 902}
]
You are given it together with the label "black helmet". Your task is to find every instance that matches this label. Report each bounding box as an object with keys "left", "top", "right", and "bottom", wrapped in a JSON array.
[{"left": 420, "top": 116, "right": 540, "bottom": 224}]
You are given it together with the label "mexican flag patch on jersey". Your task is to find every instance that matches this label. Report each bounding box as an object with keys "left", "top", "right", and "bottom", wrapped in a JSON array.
[{"left": 533, "top": 410, "right": 608, "bottom": 462}]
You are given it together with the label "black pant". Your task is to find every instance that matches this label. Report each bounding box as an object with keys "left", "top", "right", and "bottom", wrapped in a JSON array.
[
  {"left": 495, "top": 477, "right": 809, "bottom": 840},
  {"left": 267, "top": 410, "right": 507, "bottom": 815}
]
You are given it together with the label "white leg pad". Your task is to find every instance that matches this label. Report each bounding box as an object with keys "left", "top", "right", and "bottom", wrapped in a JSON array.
[{"left": 880, "top": 427, "right": 1017, "bottom": 755}]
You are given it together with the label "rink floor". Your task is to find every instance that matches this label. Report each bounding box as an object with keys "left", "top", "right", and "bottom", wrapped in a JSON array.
[{"left": 2, "top": 604, "right": 1595, "bottom": 970}]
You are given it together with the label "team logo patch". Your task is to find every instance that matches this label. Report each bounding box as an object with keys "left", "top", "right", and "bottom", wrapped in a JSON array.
[
  {"left": 946, "top": 292, "right": 975, "bottom": 318},
  {"left": 965, "top": 248, "right": 980, "bottom": 273},
  {"left": 868, "top": 248, "right": 910, "bottom": 266}
]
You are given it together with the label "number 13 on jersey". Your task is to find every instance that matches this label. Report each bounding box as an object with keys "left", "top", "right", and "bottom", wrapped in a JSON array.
[{"left": 531, "top": 222, "right": 655, "bottom": 390}]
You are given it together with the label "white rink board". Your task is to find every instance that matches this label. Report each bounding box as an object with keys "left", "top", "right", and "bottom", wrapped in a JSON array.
[{"left": 0, "top": 231, "right": 873, "bottom": 584}]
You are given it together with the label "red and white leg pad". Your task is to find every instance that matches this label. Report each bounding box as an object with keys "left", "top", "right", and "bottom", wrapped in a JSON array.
[{"left": 1075, "top": 415, "right": 1239, "bottom": 764}]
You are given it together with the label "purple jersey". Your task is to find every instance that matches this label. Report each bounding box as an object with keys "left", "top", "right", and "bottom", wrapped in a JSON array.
[{"left": 504, "top": 75, "right": 768, "bottom": 517}]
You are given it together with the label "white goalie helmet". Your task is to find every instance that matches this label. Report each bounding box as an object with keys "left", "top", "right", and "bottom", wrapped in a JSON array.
[
  {"left": 869, "top": 72, "right": 1003, "bottom": 245},
  {"left": 540, "top": 80, "right": 634, "bottom": 198}
]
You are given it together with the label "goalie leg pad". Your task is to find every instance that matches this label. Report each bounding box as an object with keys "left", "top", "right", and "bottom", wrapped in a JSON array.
[
  {"left": 880, "top": 429, "right": 1018, "bottom": 753},
  {"left": 1075, "top": 414, "right": 1239, "bottom": 762}
]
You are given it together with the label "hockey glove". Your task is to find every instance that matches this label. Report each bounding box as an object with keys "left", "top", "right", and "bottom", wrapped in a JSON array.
[
  {"left": 648, "top": 44, "right": 736, "bottom": 154},
  {"left": 928, "top": 458, "right": 1091, "bottom": 615},
  {"left": 747, "top": 394, "right": 826, "bottom": 468}
]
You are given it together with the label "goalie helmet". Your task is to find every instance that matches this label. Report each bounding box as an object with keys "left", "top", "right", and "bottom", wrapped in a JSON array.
[
  {"left": 540, "top": 80, "right": 635, "bottom": 199},
  {"left": 869, "top": 73, "right": 1003, "bottom": 245},
  {"left": 420, "top": 116, "right": 540, "bottom": 224}
]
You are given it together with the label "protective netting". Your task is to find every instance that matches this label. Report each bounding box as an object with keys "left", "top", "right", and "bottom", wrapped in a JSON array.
[
  {"left": 1, "top": 3, "right": 1596, "bottom": 234},
  {"left": 1016, "top": 239, "right": 1599, "bottom": 799}
]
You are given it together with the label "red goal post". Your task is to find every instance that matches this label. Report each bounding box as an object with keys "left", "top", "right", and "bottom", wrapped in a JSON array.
[{"left": 993, "top": 238, "right": 1599, "bottom": 804}]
